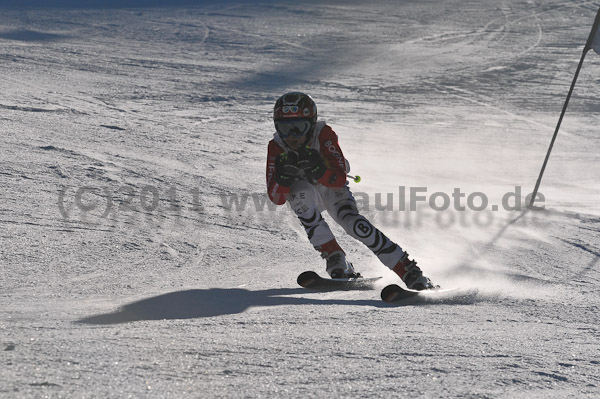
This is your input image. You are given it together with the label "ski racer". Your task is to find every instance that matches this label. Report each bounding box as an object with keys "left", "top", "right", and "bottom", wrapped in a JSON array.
[{"left": 266, "top": 92, "right": 435, "bottom": 290}]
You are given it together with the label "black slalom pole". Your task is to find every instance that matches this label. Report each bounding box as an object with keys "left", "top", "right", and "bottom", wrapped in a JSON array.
[{"left": 530, "top": 7, "right": 600, "bottom": 208}]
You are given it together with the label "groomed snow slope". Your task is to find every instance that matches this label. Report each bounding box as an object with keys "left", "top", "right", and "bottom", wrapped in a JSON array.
[{"left": 1, "top": 1, "right": 599, "bottom": 397}]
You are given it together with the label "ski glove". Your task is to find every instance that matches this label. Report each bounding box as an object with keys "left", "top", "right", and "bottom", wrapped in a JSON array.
[
  {"left": 274, "top": 151, "right": 300, "bottom": 187},
  {"left": 297, "top": 147, "right": 327, "bottom": 181}
]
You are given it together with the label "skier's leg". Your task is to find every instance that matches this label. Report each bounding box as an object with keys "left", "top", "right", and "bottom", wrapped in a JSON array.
[
  {"left": 321, "top": 184, "right": 405, "bottom": 267},
  {"left": 322, "top": 184, "right": 434, "bottom": 289},
  {"left": 287, "top": 180, "right": 334, "bottom": 247},
  {"left": 288, "top": 180, "right": 355, "bottom": 277}
]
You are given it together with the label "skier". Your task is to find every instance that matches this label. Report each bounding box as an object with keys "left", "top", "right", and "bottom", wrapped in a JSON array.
[{"left": 266, "top": 92, "right": 435, "bottom": 290}]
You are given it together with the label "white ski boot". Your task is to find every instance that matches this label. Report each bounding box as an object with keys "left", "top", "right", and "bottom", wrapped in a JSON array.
[
  {"left": 393, "top": 254, "right": 435, "bottom": 291},
  {"left": 316, "top": 239, "right": 360, "bottom": 278},
  {"left": 325, "top": 251, "right": 359, "bottom": 278}
]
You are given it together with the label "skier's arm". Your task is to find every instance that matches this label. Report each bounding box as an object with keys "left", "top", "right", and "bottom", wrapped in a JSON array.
[
  {"left": 316, "top": 126, "right": 347, "bottom": 188},
  {"left": 266, "top": 141, "right": 291, "bottom": 205}
]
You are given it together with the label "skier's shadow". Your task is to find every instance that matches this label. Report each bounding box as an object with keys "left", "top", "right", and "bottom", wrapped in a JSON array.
[{"left": 76, "top": 288, "right": 386, "bottom": 325}]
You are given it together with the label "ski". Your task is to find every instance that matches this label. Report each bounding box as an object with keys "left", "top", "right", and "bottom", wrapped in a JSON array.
[
  {"left": 380, "top": 284, "right": 455, "bottom": 303},
  {"left": 297, "top": 271, "right": 381, "bottom": 291}
]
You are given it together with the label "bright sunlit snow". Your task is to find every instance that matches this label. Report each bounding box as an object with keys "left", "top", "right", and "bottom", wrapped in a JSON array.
[{"left": 1, "top": 1, "right": 599, "bottom": 397}]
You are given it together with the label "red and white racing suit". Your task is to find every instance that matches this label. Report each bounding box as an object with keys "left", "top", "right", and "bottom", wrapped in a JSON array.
[{"left": 266, "top": 121, "right": 408, "bottom": 269}]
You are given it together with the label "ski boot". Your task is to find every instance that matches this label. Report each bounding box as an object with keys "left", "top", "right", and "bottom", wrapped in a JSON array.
[
  {"left": 316, "top": 239, "right": 360, "bottom": 278},
  {"left": 326, "top": 252, "right": 360, "bottom": 278},
  {"left": 393, "top": 254, "right": 435, "bottom": 291}
]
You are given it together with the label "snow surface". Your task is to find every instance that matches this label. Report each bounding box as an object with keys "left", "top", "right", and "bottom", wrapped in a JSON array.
[{"left": 1, "top": 1, "right": 600, "bottom": 397}]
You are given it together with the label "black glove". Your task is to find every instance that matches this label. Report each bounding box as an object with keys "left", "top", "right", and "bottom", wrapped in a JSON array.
[
  {"left": 297, "top": 146, "right": 327, "bottom": 181},
  {"left": 274, "top": 151, "right": 300, "bottom": 187}
]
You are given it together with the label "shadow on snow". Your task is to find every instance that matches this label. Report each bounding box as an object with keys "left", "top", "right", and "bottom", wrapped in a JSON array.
[
  {"left": 0, "top": 29, "right": 71, "bottom": 42},
  {"left": 76, "top": 286, "right": 481, "bottom": 324},
  {"left": 0, "top": 0, "right": 241, "bottom": 8}
]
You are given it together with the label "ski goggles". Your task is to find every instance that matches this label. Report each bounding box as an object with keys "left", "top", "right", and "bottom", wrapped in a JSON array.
[
  {"left": 282, "top": 105, "right": 299, "bottom": 114},
  {"left": 275, "top": 118, "right": 313, "bottom": 138}
]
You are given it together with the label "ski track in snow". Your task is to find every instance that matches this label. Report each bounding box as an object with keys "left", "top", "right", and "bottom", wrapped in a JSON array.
[{"left": 1, "top": 1, "right": 600, "bottom": 398}]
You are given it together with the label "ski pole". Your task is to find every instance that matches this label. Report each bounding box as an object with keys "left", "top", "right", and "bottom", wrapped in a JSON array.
[{"left": 348, "top": 174, "right": 361, "bottom": 183}]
